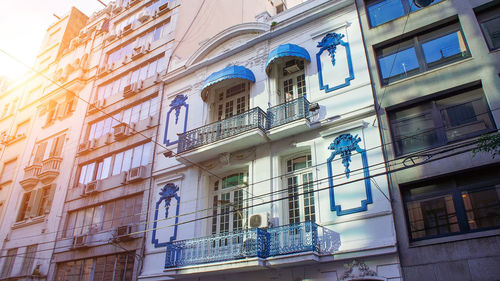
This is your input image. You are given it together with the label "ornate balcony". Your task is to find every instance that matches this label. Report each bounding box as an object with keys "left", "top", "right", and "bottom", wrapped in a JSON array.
[
  {"left": 176, "top": 107, "right": 268, "bottom": 162},
  {"left": 268, "top": 96, "right": 310, "bottom": 128},
  {"left": 38, "top": 157, "right": 63, "bottom": 184},
  {"left": 164, "top": 222, "right": 340, "bottom": 269},
  {"left": 19, "top": 165, "right": 42, "bottom": 189},
  {"left": 267, "top": 96, "right": 312, "bottom": 141}
]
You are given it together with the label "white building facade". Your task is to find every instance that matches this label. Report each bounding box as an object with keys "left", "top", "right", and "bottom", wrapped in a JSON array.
[{"left": 141, "top": 0, "right": 402, "bottom": 280}]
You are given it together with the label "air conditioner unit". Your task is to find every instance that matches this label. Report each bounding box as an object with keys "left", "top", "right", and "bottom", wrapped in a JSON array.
[
  {"left": 248, "top": 213, "right": 269, "bottom": 228},
  {"left": 137, "top": 10, "right": 151, "bottom": 23},
  {"left": 113, "top": 224, "right": 135, "bottom": 242},
  {"left": 131, "top": 43, "right": 150, "bottom": 59},
  {"left": 126, "top": 166, "right": 147, "bottom": 183},
  {"left": 104, "top": 132, "right": 113, "bottom": 144},
  {"left": 113, "top": 122, "right": 132, "bottom": 140},
  {"left": 106, "top": 32, "right": 117, "bottom": 42},
  {"left": 128, "top": 0, "right": 141, "bottom": 8},
  {"left": 88, "top": 99, "right": 105, "bottom": 114},
  {"left": 112, "top": 4, "right": 123, "bottom": 14},
  {"left": 77, "top": 139, "right": 95, "bottom": 154},
  {"left": 155, "top": 2, "right": 170, "bottom": 17},
  {"left": 79, "top": 28, "right": 88, "bottom": 39},
  {"left": 72, "top": 234, "right": 89, "bottom": 249},
  {"left": 284, "top": 60, "right": 301, "bottom": 74},
  {"left": 122, "top": 82, "right": 138, "bottom": 97},
  {"left": 121, "top": 23, "right": 134, "bottom": 36},
  {"left": 147, "top": 115, "right": 157, "bottom": 128},
  {"left": 82, "top": 180, "right": 101, "bottom": 196}
]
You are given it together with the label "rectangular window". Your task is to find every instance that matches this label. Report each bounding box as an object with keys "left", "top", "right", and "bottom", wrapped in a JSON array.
[
  {"left": 50, "top": 134, "right": 65, "bottom": 157},
  {"left": 475, "top": 3, "right": 500, "bottom": 51},
  {"left": 55, "top": 252, "right": 135, "bottom": 281},
  {"left": 366, "top": 0, "right": 442, "bottom": 27},
  {"left": 284, "top": 153, "right": 315, "bottom": 224},
  {"left": 20, "top": 245, "right": 37, "bottom": 275},
  {"left": 0, "top": 160, "right": 16, "bottom": 184},
  {"left": 1, "top": 248, "right": 17, "bottom": 277},
  {"left": 389, "top": 85, "right": 495, "bottom": 155},
  {"left": 376, "top": 21, "right": 469, "bottom": 84},
  {"left": 403, "top": 166, "right": 500, "bottom": 241}
]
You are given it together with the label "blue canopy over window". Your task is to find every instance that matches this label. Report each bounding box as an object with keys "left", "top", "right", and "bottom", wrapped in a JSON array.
[
  {"left": 201, "top": 65, "right": 255, "bottom": 100},
  {"left": 265, "top": 44, "right": 311, "bottom": 74}
]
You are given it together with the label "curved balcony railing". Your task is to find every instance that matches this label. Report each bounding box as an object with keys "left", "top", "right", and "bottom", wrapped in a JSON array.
[
  {"left": 267, "top": 96, "right": 310, "bottom": 129},
  {"left": 165, "top": 228, "right": 269, "bottom": 267},
  {"left": 164, "top": 221, "right": 340, "bottom": 268},
  {"left": 177, "top": 107, "right": 267, "bottom": 153}
]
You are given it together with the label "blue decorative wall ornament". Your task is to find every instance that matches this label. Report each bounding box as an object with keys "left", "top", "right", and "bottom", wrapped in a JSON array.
[
  {"left": 163, "top": 94, "right": 189, "bottom": 146},
  {"left": 152, "top": 183, "right": 181, "bottom": 248},
  {"left": 327, "top": 133, "right": 373, "bottom": 216},
  {"left": 316, "top": 32, "right": 355, "bottom": 93}
]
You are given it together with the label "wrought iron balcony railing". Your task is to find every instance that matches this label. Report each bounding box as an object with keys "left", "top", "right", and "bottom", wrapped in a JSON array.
[
  {"left": 164, "top": 221, "right": 340, "bottom": 268},
  {"left": 177, "top": 107, "right": 267, "bottom": 153},
  {"left": 267, "top": 96, "right": 310, "bottom": 129}
]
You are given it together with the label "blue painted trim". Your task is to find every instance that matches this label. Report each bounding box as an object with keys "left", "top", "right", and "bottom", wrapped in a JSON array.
[
  {"left": 265, "top": 44, "right": 311, "bottom": 74},
  {"left": 327, "top": 134, "right": 373, "bottom": 216},
  {"left": 163, "top": 95, "right": 189, "bottom": 146},
  {"left": 316, "top": 33, "right": 355, "bottom": 93},
  {"left": 152, "top": 183, "right": 181, "bottom": 248}
]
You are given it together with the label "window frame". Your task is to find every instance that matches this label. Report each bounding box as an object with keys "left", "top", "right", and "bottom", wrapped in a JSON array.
[
  {"left": 388, "top": 84, "right": 495, "bottom": 156},
  {"left": 366, "top": 0, "right": 443, "bottom": 28},
  {"left": 375, "top": 21, "right": 470, "bottom": 85},
  {"left": 402, "top": 166, "right": 500, "bottom": 241},
  {"left": 475, "top": 2, "right": 500, "bottom": 51},
  {"left": 281, "top": 152, "right": 316, "bottom": 225}
]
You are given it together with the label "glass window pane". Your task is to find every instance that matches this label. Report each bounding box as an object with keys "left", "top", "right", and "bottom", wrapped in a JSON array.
[
  {"left": 480, "top": 16, "right": 500, "bottom": 50},
  {"left": 139, "top": 65, "right": 148, "bottom": 81},
  {"left": 95, "top": 121, "right": 104, "bottom": 139},
  {"left": 89, "top": 124, "right": 96, "bottom": 140},
  {"left": 103, "top": 118, "right": 112, "bottom": 135},
  {"left": 122, "top": 149, "right": 133, "bottom": 172},
  {"left": 101, "top": 156, "right": 112, "bottom": 180},
  {"left": 150, "top": 97, "right": 159, "bottom": 116},
  {"left": 131, "top": 146, "right": 142, "bottom": 168},
  {"left": 93, "top": 205, "right": 104, "bottom": 231},
  {"left": 147, "top": 60, "right": 158, "bottom": 78},
  {"left": 406, "top": 195, "right": 459, "bottom": 239},
  {"left": 130, "top": 104, "right": 140, "bottom": 123},
  {"left": 367, "top": 0, "right": 405, "bottom": 27},
  {"left": 112, "top": 152, "right": 124, "bottom": 176},
  {"left": 131, "top": 69, "right": 140, "bottom": 83},
  {"left": 421, "top": 31, "right": 468, "bottom": 67},
  {"left": 378, "top": 47, "right": 419, "bottom": 83},
  {"left": 140, "top": 100, "right": 150, "bottom": 120},
  {"left": 122, "top": 108, "right": 132, "bottom": 124},
  {"left": 141, "top": 142, "right": 152, "bottom": 166},
  {"left": 462, "top": 186, "right": 500, "bottom": 230},
  {"left": 79, "top": 165, "right": 87, "bottom": 184},
  {"left": 85, "top": 163, "right": 95, "bottom": 184}
]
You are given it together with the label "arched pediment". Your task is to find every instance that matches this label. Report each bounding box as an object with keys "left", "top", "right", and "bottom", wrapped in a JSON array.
[{"left": 186, "top": 22, "right": 269, "bottom": 67}]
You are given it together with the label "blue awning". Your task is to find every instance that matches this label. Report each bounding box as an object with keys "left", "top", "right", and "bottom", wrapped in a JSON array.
[
  {"left": 201, "top": 65, "right": 255, "bottom": 100},
  {"left": 265, "top": 44, "right": 311, "bottom": 75}
]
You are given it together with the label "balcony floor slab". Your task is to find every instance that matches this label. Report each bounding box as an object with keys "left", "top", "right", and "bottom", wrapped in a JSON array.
[
  {"left": 267, "top": 118, "right": 311, "bottom": 141},
  {"left": 163, "top": 257, "right": 266, "bottom": 276},
  {"left": 176, "top": 128, "right": 268, "bottom": 163}
]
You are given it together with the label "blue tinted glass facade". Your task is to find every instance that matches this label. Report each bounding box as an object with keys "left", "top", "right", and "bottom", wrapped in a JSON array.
[{"left": 367, "top": 0, "right": 443, "bottom": 27}]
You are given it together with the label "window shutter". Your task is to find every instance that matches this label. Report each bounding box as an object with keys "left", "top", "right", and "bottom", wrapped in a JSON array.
[
  {"left": 33, "top": 142, "right": 47, "bottom": 164},
  {"left": 29, "top": 189, "right": 43, "bottom": 218},
  {"left": 44, "top": 184, "right": 56, "bottom": 214},
  {"left": 24, "top": 191, "right": 35, "bottom": 220},
  {"left": 50, "top": 135, "right": 65, "bottom": 157}
]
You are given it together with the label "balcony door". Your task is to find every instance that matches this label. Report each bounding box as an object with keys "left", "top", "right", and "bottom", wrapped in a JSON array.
[
  {"left": 283, "top": 154, "right": 316, "bottom": 225},
  {"left": 214, "top": 82, "right": 249, "bottom": 121},
  {"left": 279, "top": 59, "right": 306, "bottom": 104},
  {"left": 211, "top": 172, "right": 248, "bottom": 234}
]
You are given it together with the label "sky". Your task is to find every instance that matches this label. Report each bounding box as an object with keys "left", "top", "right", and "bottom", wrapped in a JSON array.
[{"left": 0, "top": 0, "right": 112, "bottom": 81}]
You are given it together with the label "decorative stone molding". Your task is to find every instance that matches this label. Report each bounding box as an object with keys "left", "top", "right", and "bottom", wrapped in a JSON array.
[{"left": 341, "top": 260, "right": 379, "bottom": 280}]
